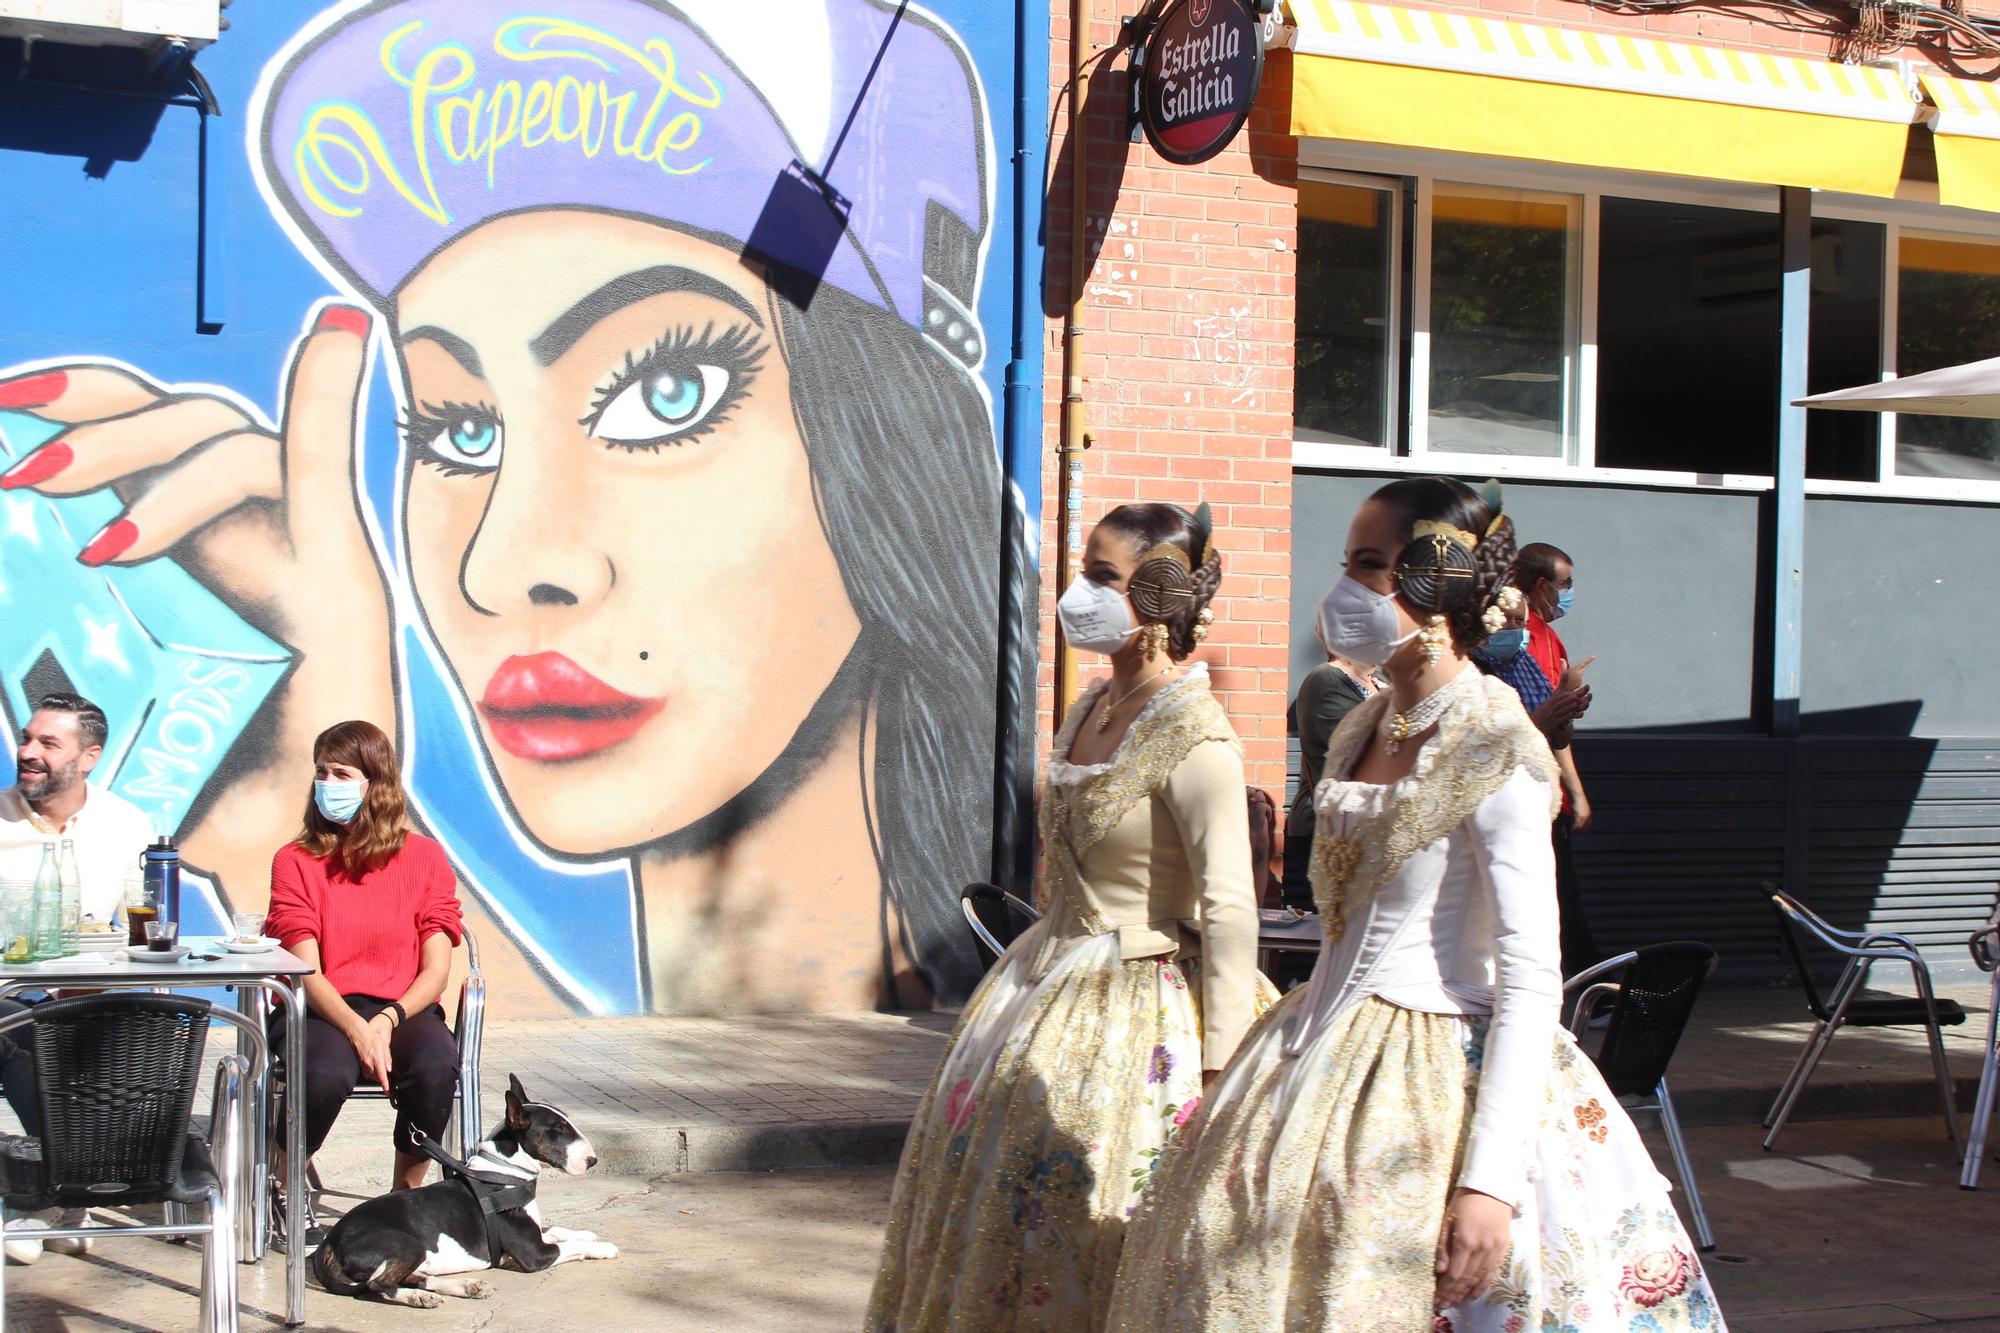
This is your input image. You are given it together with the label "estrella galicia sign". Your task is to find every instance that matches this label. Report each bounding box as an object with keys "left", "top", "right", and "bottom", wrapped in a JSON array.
[{"left": 1138, "top": 0, "right": 1265, "bottom": 165}]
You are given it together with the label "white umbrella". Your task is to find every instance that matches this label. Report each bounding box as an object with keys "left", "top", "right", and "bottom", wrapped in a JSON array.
[{"left": 1796, "top": 355, "right": 2000, "bottom": 419}]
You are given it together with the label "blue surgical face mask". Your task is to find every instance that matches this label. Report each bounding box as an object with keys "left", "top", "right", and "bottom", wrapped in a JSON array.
[
  {"left": 1554, "top": 587, "right": 1575, "bottom": 619},
  {"left": 313, "top": 779, "right": 366, "bottom": 825},
  {"left": 1485, "top": 627, "right": 1529, "bottom": 663}
]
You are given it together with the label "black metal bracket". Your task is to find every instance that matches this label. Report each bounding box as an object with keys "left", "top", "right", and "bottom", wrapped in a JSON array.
[{"left": 1121, "top": 1, "right": 1171, "bottom": 143}]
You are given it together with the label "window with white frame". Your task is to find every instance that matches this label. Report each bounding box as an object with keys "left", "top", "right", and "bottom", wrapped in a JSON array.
[
  {"left": 1424, "top": 184, "right": 1580, "bottom": 461},
  {"left": 1294, "top": 157, "right": 2000, "bottom": 498},
  {"left": 1896, "top": 232, "right": 2000, "bottom": 484},
  {"left": 1594, "top": 198, "right": 1882, "bottom": 482},
  {"left": 1296, "top": 177, "right": 1401, "bottom": 450}
]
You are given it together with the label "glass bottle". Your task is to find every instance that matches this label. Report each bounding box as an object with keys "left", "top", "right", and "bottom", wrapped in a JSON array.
[
  {"left": 31, "top": 842, "right": 63, "bottom": 962},
  {"left": 57, "top": 838, "right": 81, "bottom": 956}
]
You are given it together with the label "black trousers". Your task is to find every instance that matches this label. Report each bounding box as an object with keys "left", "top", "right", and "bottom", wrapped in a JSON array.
[
  {"left": 0, "top": 999, "right": 38, "bottom": 1138},
  {"left": 275, "top": 996, "right": 456, "bottom": 1156},
  {"left": 1554, "top": 812, "right": 1603, "bottom": 981}
]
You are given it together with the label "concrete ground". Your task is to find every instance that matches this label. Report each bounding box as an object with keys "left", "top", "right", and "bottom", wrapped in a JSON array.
[
  {"left": 2, "top": 973, "right": 1997, "bottom": 1329},
  {"left": 1, "top": 1096, "right": 895, "bottom": 1332},
  {"left": 8, "top": 1107, "right": 2000, "bottom": 1330}
]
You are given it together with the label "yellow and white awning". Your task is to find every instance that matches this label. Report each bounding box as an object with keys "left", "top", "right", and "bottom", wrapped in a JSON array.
[
  {"left": 1918, "top": 71, "right": 2000, "bottom": 212},
  {"left": 1287, "top": 0, "right": 1920, "bottom": 198}
]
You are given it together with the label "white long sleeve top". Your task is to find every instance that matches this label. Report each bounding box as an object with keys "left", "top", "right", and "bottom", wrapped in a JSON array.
[{"left": 1286, "top": 746, "right": 1561, "bottom": 1210}]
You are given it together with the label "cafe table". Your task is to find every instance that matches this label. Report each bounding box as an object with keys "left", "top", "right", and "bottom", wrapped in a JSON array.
[
  {"left": 1258, "top": 906, "right": 1323, "bottom": 977},
  {"left": 0, "top": 938, "right": 315, "bottom": 1327}
]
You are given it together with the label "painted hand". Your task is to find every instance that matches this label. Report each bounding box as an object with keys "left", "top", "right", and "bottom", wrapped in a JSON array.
[{"left": 0, "top": 308, "right": 395, "bottom": 910}]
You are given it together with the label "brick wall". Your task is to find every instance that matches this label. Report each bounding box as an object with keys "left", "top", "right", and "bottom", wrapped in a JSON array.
[{"left": 1041, "top": 4, "right": 1300, "bottom": 797}]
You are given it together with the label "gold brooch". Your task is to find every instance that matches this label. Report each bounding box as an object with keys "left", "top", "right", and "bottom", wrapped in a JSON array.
[{"left": 1316, "top": 835, "right": 1361, "bottom": 889}]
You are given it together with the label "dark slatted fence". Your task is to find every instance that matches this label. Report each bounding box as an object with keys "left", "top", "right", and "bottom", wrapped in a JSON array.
[{"left": 1284, "top": 732, "right": 2000, "bottom": 981}]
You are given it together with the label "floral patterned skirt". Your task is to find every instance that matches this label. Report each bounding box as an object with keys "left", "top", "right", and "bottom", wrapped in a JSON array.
[
  {"left": 1106, "top": 995, "right": 1724, "bottom": 1333},
  {"left": 866, "top": 925, "right": 1220, "bottom": 1332}
]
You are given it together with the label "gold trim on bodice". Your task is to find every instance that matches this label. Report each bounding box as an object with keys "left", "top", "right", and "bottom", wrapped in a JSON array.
[
  {"left": 1035, "top": 669, "right": 1241, "bottom": 965},
  {"left": 1309, "top": 673, "right": 1559, "bottom": 945}
]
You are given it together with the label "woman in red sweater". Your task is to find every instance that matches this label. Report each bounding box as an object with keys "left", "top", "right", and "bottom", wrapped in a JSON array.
[{"left": 266, "top": 719, "right": 463, "bottom": 1191}]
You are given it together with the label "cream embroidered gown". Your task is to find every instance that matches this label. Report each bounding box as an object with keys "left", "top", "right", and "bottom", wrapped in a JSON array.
[
  {"left": 1107, "top": 670, "right": 1725, "bottom": 1333},
  {"left": 866, "top": 665, "right": 1270, "bottom": 1332}
]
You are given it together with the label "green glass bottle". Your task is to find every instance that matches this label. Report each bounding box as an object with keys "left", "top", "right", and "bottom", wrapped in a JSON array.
[
  {"left": 57, "top": 838, "right": 82, "bottom": 957},
  {"left": 30, "top": 842, "right": 63, "bottom": 962}
]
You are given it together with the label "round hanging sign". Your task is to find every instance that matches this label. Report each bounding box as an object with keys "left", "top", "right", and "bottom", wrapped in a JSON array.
[{"left": 1138, "top": 0, "right": 1266, "bottom": 166}]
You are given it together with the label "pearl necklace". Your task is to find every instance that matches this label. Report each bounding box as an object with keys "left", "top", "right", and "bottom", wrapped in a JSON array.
[{"left": 1380, "top": 669, "right": 1476, "bottom": 755}]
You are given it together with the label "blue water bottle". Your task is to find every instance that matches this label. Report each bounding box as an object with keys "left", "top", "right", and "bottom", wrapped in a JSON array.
[{"left": 143, "top": 836, "right": 181, "bottom": 929}]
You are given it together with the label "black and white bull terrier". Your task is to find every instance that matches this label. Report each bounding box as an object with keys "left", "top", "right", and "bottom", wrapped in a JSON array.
[{"left": 310, "top": 1075, "right": 618, "bottom": 1307}]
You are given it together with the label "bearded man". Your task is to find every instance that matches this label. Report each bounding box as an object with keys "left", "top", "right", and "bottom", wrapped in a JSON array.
[
  {"left": 0, "top": 693, "right": 152, "bottom": 1264},
  {"left": 2, "top": 694, "right": 152, "bottom": 924}
]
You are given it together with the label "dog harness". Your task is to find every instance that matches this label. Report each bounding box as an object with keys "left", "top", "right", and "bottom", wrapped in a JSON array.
[{"left": 411, "top": 1130, "right": 538, "bottom": 1259}]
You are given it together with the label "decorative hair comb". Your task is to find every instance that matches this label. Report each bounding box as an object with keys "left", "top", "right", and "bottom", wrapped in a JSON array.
[{"left": 1411, "top": 518, "right": 1477, "bottom": 551}]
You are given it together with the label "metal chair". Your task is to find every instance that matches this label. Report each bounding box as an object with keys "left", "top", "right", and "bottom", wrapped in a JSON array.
[
  {"left": 0, "top": 993, "right": 255, "bottom": 1333},
  {"left": 268, "top": 926, "right": 485, "bottom": 1248},
  {"left": 1959, "top": 915, "right": 2000, "bottom": 1190},
  {"left": 1564, "top": 942, "right": 1719, "bottom": 1251},
  {"left": 1763, "top": 888, "right": 1966, "bottom": 1154},
  {"left": 959, "top": 883, "right": 1041, "bottom": 968}
]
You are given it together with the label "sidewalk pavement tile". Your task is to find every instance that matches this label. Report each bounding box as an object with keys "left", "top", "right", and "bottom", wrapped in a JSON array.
[{"left": 1730, "top": 1308, "right": 1940, "bottom": 1333}]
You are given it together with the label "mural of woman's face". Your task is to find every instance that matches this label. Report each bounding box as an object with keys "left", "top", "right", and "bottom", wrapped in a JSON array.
[{"left": 394, "top": 211, "right": 862, "bottom": 856}]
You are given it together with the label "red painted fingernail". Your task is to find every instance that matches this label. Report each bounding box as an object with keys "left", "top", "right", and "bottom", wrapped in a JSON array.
[
  {"left": 0, "top": 370, "right": 66, "bottom": 410},
  {"left": 314, "top": 304, "right": 372, "bottom": 339},
  {"left": 78, "top": 518, "right": 138, "bottom": 567},
  {"left": 0, "top": 441, "right": 73, "bottom": 490}
]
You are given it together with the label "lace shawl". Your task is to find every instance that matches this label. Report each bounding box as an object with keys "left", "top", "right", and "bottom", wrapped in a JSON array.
[
  {"left": 1308, "top": 673, "right": 1559, "bottom": 944},
  {"left": 1038, "top": 666, "right": 1241, "bottom": 940}
]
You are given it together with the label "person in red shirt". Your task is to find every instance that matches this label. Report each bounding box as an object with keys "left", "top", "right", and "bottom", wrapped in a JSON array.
[
  {"left": 266, "top": 720, "right": 463, "bottom": 1192},
  {"left": 1510, "top": 543, "right": 1598, "bottom": 977}
]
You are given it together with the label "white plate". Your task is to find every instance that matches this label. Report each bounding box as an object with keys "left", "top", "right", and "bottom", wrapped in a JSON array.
[
  {"left": 223, "top": 937, "right": 281, "bottom": 954},
  {"left": 122, "top": 944, "right": 191, "bottom": 962}
]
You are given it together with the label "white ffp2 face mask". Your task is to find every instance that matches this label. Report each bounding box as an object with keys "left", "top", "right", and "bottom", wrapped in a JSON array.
[
  {"left": 1057, "top": 577, "right": 1140, "bottom": 656},
  {"left": 1317, "top": 576, "right": 1419, "bottom": 668}
]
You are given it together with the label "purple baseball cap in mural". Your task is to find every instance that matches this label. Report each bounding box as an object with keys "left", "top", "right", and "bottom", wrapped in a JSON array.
[{"left": 254, "top": 0, "right": 990, "bottom": 366}]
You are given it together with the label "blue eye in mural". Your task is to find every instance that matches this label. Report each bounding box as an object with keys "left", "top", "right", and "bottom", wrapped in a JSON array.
[
  {"left": 583, "top": 322, "right": 766, "bottom": 449},
  {"left": 405, "top": 404, "right": 503, "bottom": 472}
]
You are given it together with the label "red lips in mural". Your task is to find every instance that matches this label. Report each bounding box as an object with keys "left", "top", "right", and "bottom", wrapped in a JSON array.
[{"left": 479, "top": 652, "right": 666, "bottom": 763}]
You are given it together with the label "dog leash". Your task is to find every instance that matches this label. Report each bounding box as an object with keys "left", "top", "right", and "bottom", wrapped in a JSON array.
[{"left": 410, "top": 1130, "right": 538, "bottom": 1259}]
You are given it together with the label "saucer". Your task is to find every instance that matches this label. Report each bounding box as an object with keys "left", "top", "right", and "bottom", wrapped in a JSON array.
[
  {"left": 223, "top": 937, "right": 281, "bottom": 954},
  {"left": 123, "top": 944, "right": 191, "bottom": 962}
]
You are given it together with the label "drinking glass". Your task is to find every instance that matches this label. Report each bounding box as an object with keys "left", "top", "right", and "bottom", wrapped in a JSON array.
[
  {"left": 0, "top": 881, "right": 33, "bottom": 964},
  {"left": 232, "top": 912, "right": 267, "bottom": 942},
  {"left": 144, "top": 920, "right": 180, "bottom": 952},
  {"left": 122, "top": 867, "right": 157, "bottom": 948}
]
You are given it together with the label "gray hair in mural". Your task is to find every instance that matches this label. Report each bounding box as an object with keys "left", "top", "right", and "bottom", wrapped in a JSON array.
[{"left": 0, "top": 0, "right": 1022, "bottom": 1014}]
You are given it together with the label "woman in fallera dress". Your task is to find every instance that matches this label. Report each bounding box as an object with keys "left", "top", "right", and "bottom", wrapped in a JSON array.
[
  {"left": 867, "top": 502, "right": 1271, "bottom": 1332},
  {"left": 1108, "top": 478, "right": 1725, "bottom": 1332}
]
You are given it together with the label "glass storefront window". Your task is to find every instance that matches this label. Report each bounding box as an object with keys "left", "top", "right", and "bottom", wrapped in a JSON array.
[
  {"left": 1426, "top": 185, "right": 1578, "bottom": 458},
  {"left": 1896, "top": 234, "right": 2000, "bottom": 483},
  {"left": 1596, "top": 198, "right": 1882, "bottom": 480},
  {"left": 1296, "top": 179, "right": 1397, "bottom": 449}
]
